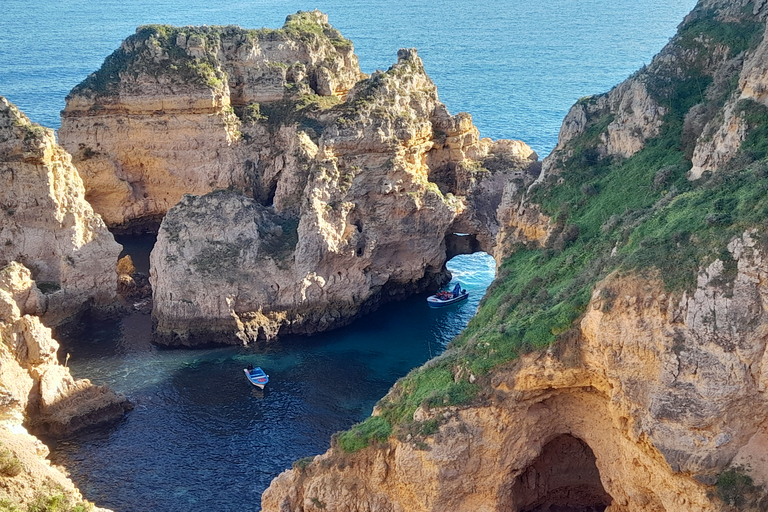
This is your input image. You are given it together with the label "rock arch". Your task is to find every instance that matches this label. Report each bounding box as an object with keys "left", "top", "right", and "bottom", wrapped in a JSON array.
[{"left": 445, "top": 232, "right": 484, "bottom": 260}]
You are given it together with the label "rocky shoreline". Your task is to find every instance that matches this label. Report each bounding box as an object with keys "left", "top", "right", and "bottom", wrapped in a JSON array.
[{"left": 2, "top": 2, "right": 768, "bottom": 511}]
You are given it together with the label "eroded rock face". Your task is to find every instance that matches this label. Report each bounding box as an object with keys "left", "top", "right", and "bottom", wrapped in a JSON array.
[
  {"left": 0, "top": 97, "right": 122, "bottom": 325},
  {"left": 59, "top": 11, "right": 365, "bottom": 231},
  {"left": 60, "top": 14, "right": 538, "bottom": 343},
  {"left": 150, "top": 49, "right": 538, "bottom": 344},
  {"left": 0, "top": 262, "right": 131, "bottom": 434},
  {"left": 689, "top": 20, "right": 768, "bottom": 178},
  {"left": 0, "top": 262, "right": 130, "bottom": 510},
  {"left": 261, "top": 232, "right": 768, "bottom": 512},
  {"left": 542, "top": 79, "right": 667, "bottom": 178},
  {"left": 542, "top": 0, "right": 768, "bottom": 181}
]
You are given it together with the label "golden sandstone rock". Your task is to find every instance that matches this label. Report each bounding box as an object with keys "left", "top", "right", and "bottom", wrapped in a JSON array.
[
  {"left": 0, "top": 97, "right": 122, "bottom": 325},
  {"left": 261, "top": 3, "right": 768, "bottom": 511},
  {"left": 59, "top": 12, "right": 365, "bottom": 231},
  {"left": 58, "top": 14, "right": 538, "bottom": 343},
  {"left": 0, "top": 262, "right": 128, "bottom": 510},
  {"left": 148, "top": 48, "right": 537, "bottom": 345},
  {"left": 262, "top": 237, "right": 768, "bottom": 511},
  {"left": 16, "top": 2, "right": 767, "bottom": 510}
]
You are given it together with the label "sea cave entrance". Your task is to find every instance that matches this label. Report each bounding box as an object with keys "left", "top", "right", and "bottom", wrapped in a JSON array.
[
  {"left": 443, "top": 242, "right": 496, "bottom": 297},
  {"left": 445, "top": 232, "right": 484, "bottom": 261},
  {"left": 509, "top": 434, "right": 612, "bottom": 512}
]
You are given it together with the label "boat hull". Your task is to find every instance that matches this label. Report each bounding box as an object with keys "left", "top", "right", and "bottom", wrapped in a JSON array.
[
  {"left": 244, "top": 367, "right": 269, "bottom": 389},
  {"left": 426, "top": 291, "right": 469, "bottom": 308}
]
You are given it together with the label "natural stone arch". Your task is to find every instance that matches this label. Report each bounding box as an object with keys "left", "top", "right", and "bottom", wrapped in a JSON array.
[
  {"left": 445, "top": 232, "right": 484, "bottom": 260},
  {"left": 508, "top": 434, "right": 613, "bottom": 512}
]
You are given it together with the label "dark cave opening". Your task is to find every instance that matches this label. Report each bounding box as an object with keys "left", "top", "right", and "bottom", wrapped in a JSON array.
[
  {"left": 445, "top": 232, "right": 483, "bottom": 260},
  {"left": 511, "top": 434, "right": 612, "bottom": 512}
]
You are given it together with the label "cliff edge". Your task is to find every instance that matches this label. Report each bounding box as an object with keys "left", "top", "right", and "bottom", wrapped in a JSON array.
[
  {"left": 0, "top": 97, "right": 122, "bottom": 325},
  {"left": 261, "top": 1, "right": 768, "bottom": 510},
  {"left": 59, "top": 11, "right": 365, "bottom": 232},
  {"left": 0, "top": 262, "right": 130, "bottom": 510}
]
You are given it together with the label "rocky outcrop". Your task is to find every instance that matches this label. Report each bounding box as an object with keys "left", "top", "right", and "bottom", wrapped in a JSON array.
[
  {"left": 543, "top": 0, "right": 768, "bottom": 181},
  {"left": 0, "top": 262, "right": 131, "bottom": 434},
  {"left": 689, "top": 18, "right": 768, "bottom": 178},
  {"left": 0, "top": 97, "right": 122, "bottom": 325},
  {"left": 261, "top": 232, "right": 768, "bottom": 511},
  {"left": 0, "top": 262, "right": 130, "bottom": 510},
  {"left": 59, "top": 11, "right": 364, "bottom": 231},
  {"left": 261, "top": 2, "right": 768, "bottom": 510},
  {"left": 542, "top": 79, "right": 667, "bottom": 177},
  {"left": 59, "top": 14, "right": 537, "bottom": 343},
  {"left": 150, "top": 48, "right": 538, "bottom": 345}
]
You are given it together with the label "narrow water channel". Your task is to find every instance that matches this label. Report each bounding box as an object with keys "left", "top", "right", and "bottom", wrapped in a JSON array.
[{"left": 49, "top": 248, "right": 496, "bottom": 512}]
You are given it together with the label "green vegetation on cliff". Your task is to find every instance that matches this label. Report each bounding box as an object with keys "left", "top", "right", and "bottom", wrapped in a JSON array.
[
  {"left": 283, "top": 10, "right": 353, "bottom": 49},
  {"left": 70, "top": 11, "right": 352, "bottom": 98},
  {"left": 716, "top": 466, "right": 768, "bottom": 509},
  {"left": 0, "top": 487, "right": 94, "bottom": 512},
  {"left": 332, "top": 4, "right": 768, "bottom": 453},
  {"left": 452, "top": 3, "right": 768, "bottom": 371},
  {"left": 71, "top": 24, "right": 229, "bottom": 96}
]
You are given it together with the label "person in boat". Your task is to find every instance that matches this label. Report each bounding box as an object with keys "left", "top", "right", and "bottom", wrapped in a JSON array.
[
  {"left": 247, "top": 364, "right": 254, "bottom": 372},
  {"left": 452, "top": 283, "right": 462, "bottom": 298}
]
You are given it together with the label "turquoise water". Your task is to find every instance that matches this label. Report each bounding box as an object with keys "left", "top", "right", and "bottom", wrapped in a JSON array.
[
  {"left": 1, "top": 1, "right": 701, "bottom": 509},
  {"left": 1, "top": 0, "right": 695, "bottom": 155},
  {"left": 51, "top": 253, "right": 495, "bottom": 511}
]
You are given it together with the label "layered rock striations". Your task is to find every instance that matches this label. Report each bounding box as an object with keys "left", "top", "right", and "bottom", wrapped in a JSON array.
[
  {"left": 60, "top": 12, "right": 538, "bottom": 343},
  {"left": 149, "top": 48, "right": 538, "bottom": 345},
  {"left": 0, "top": 262, "right": 129, "bottom": 510},
  {"left": 59, "top": 11, "right": 364, "bottom": 231},
  {"left": 262, "top": 1, "right": 768, "bottom": 510},
  {"left": 0, "top": 97, "right": 122, "bottom": 325}
]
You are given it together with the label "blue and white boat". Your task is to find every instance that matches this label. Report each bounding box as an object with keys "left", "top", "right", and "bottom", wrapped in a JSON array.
[
  {"left": 244, "top": 366, "right": 269, "bottom": 389},
  {"left": 427, "top": 283, "right": 469, "bottom": 308}
]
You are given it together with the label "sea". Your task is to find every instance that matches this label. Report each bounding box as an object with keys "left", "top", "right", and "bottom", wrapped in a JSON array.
[{"left": 0, "top": 1, "right": 696, "bottom": 510}]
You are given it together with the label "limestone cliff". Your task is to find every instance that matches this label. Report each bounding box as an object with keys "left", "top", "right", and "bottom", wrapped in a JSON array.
[
  {"left": 150, "top": 48, "right": 538, "bottom": 345},
  {"left": 262, "top": 235, "right": 768, "bottom": 512},
  {"left": 0, "top": 97, "right": 122, "bottom": 325},
  {"left": 0, "top": 262, "right": 130, "bottom": 510},
  {"left": 261, "top": 1, "right": 768, "bottom": 510},
  {"left": 542, "top": 0, "right": 768, "bottom": 181},
  {"left": 59, "top": 11, "right": 364, "bottom": 231}
]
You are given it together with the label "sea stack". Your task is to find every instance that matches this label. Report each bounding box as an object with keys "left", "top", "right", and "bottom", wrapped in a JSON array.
[{"left": 59, "top": 13, "right": 539, "bottom": 345}]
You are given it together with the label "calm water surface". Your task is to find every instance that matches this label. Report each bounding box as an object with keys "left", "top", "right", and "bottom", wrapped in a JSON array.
[
  {"left": 1, "top": 0, "right": 696, "bottom": 155},
  {"left": 2, "top": 1, "right": 699, "bottom": 510},
  {"left": 51, "top": 253, "right": 495, "bottom": 511}
]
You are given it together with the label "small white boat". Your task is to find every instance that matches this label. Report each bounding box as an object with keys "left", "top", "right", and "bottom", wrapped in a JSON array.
[
  {"left": 244, "top": 366, "right": 269, "bottom": 389},
  {"left": 427, "top": 283, "right": 469, "bottom": 308}
]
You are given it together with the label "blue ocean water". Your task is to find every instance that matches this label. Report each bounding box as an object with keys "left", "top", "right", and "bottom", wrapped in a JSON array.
[
  {"left": 51, "top": 253, "right": 495, "bottom": 511},
  {"left": 1, "top": 1, "right": 700, "bottom": 510},
  {"left": 1, "top": 0, "right": 695, "bottom": 155}
]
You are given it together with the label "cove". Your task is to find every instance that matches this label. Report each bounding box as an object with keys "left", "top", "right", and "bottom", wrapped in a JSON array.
[{"left": 49, "top": 251, "right": 495, "bottom": 511}]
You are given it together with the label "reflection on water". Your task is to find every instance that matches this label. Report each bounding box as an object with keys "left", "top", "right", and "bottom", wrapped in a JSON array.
[{"left": 49, "top": 252, "right": 495, "bottom": 512}]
